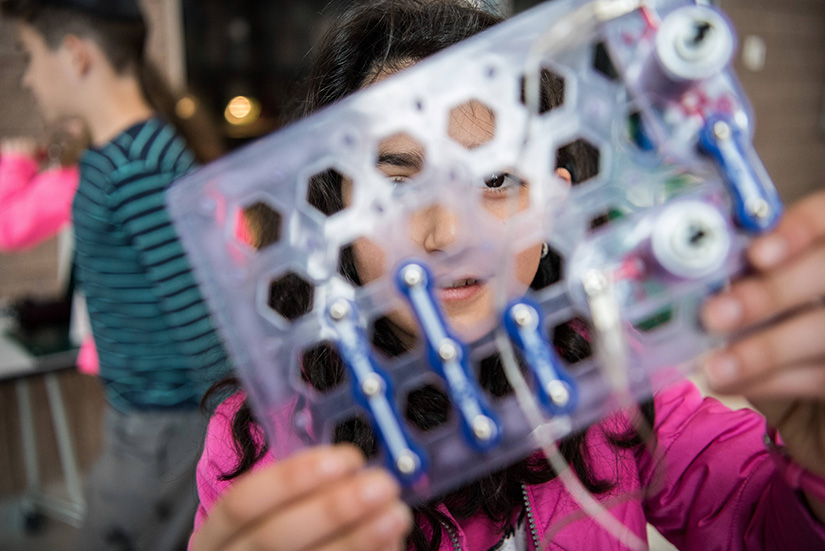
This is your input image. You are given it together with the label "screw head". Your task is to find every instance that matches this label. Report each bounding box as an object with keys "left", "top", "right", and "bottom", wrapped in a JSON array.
[
  {"left": 746, "top": 198, "right": 771, "bottom": 220},
  {"left": 512, "top": 304, "right": 535, "bottom": 328},
  {"left": 396, "top": 450, "right": 418, "bottom": 474},
  {"left": 403, "top": 265, "right": 424, "bottom": 287},
  {"left": 472, "top": 415, "right": 495, "bottom": 441},
  {"left": 713, "top": 120, "right": 731, "bottom": 141},
  {"left": 438, "top": 339, "right": 458, "bottom": 361},
  {"left": 328, "top": 300, "right": 349, "bottom": 321},
  {"left": 546, "top": 381, "right": 570, "bottom": 407},
  {"left": 361, "top": 374, "right": 383, "bottom": 397}
]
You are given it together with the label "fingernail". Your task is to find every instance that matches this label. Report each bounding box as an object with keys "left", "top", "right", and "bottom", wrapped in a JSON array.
[
  {"left": 704, "top": 296, "right": 743, "bottom": 330},
  {"left": 704, "top": 353, "right": 739, "bottom": 388},
  {"left": 753, "top": 236, "right": 787, "bottom": 268},
  {"left": 374, "top": 503, "right": 411, "bottom": 538},
  {"left": 361, "top": 471, "right": 396, "bottom": 504}
]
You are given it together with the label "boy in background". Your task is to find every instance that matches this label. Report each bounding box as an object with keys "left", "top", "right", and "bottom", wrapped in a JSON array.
[{"left": 1, "top": 1, "right": 230, "bottom": 549}]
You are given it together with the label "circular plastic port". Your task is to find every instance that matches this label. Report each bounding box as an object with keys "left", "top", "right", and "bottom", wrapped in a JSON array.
[
  {"left": 656, "top": 6, "right": 735, "bottom": 82},
  {"left": 651, "top": 200, "right": 732, "bottom": 279}
]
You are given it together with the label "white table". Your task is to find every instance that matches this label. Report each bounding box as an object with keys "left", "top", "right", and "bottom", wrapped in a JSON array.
[{"left": 0, "top": 315, "right": 85, "bottom": 529}]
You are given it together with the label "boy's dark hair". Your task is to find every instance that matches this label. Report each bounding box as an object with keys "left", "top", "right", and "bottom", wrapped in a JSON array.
[
  {"left": 1, "top": 0, "right": 223, "bottom": 162},
  {"left": 209, "top": 1, "right": 654, "bottom": 550}
]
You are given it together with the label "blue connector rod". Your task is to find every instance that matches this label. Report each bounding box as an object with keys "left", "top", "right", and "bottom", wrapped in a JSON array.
[
  {"left": 698, "top": 114, "right": 782, "bottom": 233},
  {"left": 503, "top": 298, "right": 579, "bottom": 417},
  {"left": 396, "top": 261, "right": 502, "bottom": 452},
  {"left": 327, "top": 298, "right": 428, "bottom": 485}
]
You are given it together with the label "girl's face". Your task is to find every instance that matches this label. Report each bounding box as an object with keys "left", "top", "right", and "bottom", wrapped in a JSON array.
[{"left": 343, "top": 101, "right": 556, "bottom": 341}]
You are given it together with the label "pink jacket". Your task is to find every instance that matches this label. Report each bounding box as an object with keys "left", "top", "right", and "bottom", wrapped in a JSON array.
[
  {"left": 192, "top": 380, "right": 825, "bottom": 550},
  {"left": 0, "top": 153, "right": 98, "bottom": 375}
]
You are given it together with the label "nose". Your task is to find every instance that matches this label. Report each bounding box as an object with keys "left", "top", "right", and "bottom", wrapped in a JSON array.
[{"left": 410, "top": 203, "right": 460, "bottom": 253}]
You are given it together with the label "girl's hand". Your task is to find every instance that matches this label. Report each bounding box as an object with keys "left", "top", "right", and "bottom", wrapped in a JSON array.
[
  {"left": 700, "top": 189, "right": 825, "bottom": 514},
  {"left": 0, "top": 137, "right": 37, "bottom": 158},
  {"left": 190, "top": 445, "right": 412, "bottom": 551}
]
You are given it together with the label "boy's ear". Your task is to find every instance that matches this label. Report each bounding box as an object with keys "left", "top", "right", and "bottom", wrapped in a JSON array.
[{"left": 61, "top": 34, "right": 93, "bottom": 77}]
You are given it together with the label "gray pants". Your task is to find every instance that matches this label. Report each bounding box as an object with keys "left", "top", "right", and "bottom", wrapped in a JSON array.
[{"left": 73, "top": 404, "right": 208, "bottom": 551}]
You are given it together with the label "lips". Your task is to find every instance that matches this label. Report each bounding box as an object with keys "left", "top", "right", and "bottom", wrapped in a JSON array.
[{"left": 437, "top": 276, "right": 486, "bottom": 302}]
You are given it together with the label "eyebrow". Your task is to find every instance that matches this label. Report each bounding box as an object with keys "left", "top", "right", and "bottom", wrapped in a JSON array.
[{"left": 376, "top": 152, "right": 425, "bottom": 170}]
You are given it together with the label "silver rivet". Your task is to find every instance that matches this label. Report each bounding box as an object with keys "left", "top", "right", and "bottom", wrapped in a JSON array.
[
  {"left": 404, "top": 264, "right": 424, "bottom": 287},
  {"left": 328, "top": 300, "right": 349, "bottom": 321},
  {"left": 438, "top": 339, "right": 458, "bottom": 361},
  {"left": 472, "top": 415, "right": 494, "bottom": 441},
  {"left": 713, "top": 120, "right": 731, "bottom": 141},
  {"left": 746, "top": 198, "right": 771, "bottom": 220},
  {"left": 403, "top": 265, "right": 424, "bottom": 287},
  {"left": 546, "top": 381, "right": 570, "bottom": 407},
  {"left": 512, "top": 304, "right": 535, "bottom": 328},
  {"left": 361, "top": 374, "right": 382, "bottom": 397},
  {"left": 396, "top": 450, "right": 418, "bottom": 474}
]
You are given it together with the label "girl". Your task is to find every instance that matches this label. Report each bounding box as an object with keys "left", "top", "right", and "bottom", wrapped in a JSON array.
[{"left": 191, "top": 2, "right": 825, "bottom": 550}]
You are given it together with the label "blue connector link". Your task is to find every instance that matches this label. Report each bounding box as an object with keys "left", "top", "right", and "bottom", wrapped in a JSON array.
[
  {"left": 503, "top": 298, "right": 579, "bottom": 417},
  {"left": 396, "top": 261, "right": 502, "bottom": 452},
  {"left": 327, "top": 298, "right": 428, "bottom": 485},
  {"left": 698, "top": 114, "right": 782, "bottom": 234}
]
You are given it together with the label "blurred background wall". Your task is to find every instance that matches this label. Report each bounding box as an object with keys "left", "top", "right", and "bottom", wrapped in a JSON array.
[{"left": 0, "top": 0, "right": 823, "bottom": 508}]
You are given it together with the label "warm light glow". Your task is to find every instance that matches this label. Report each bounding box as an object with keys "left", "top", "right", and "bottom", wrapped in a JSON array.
[
  {"left": 224, "top": 95, "right": 261, "bottom": 126},
  {"left": 175, "top": 95, "right": 198, "bottom": 119}
]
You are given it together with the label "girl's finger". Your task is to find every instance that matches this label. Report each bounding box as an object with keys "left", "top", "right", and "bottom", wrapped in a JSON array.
[
  {"left": 703, "top": 306, "right": 825, "bottom": 393},
  {"left": 702, "top": 244, "right": 825, "bottom": 333},
  {"left": 240, "top": 468, "right": 402, "bottom": 551},
  {"left": 192, "top": 445, "right": 364, "bottom": 551},
  {"left": 312, "top": 502, "right": 412, "bottom": 551},
  {"left": 726, "top": 362, "right": 825, "bottom": 400},
  {"left": 748, "top": 190, "right": 825, "bottom": 271}
]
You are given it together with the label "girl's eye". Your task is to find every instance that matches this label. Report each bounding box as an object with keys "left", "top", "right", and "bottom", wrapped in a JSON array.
[
  {"left": 483, "top": 172, "right": 523, "bottom": 190},
  {"left": 389, "top": 175, "right": 410, "bottom": 186}
]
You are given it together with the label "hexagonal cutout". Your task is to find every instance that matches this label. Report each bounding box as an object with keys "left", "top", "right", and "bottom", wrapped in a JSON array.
[
  {"left": 476, "top": 353, "right": 515, "bottom": 398},
  {"left": 593, "top": 42, "right": 619, "bottom": 81},
  {"left": 633, "top": 306, "right": 676, "bottom": 333},
  {"left": 370, "top": 314, "right": 417, "bottom": 359},
  {"left": 556, "top": 139, "right": 601, "bottom": 185},
  {"left": 375, "top": 132, "right": 426, "bottom": 188},
  {"left": 333, "top": 415, "right": 378, "bottom": 459},
  {"left": 520, "top": 68, "right": 566, "bottom": 114},
  {"left": 268, "top": 272, "right": 314, "bottom": 321},
  {"left": 337, "top": 238, "right": 387, "bottom": 288},
  {"left": 238, "top": 201, "right": 282, "bottom": 250},
  {"left": 589, "top": 207, "right": 625, "bottom": 231},
  {"left": 300, "top": 341, "right": 347, "bottom": 394},
  {"left": 337, "top": 243, "right": 361, "bottom": 286},
  {"left": 306, "top": 168, "right": 347, "bottom": 218},
  {"left": 447, "top": 99, "right": 496, "bottom": 150},
  {"left": 529, "top": 243, "right": 563, "bottom": 291},
  {"left": 404, "top": 383, "right": 451, "bottom": 432},
  {"left": 551, "top": 317, "right": 593, "bottom": 364}
]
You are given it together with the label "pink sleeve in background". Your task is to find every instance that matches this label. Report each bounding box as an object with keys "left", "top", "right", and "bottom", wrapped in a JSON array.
[
  {"left": 76, "top": 336, "right": 99, "bottom": 375},
  {"left": 0, "top": 154, "right": 79, "bottom": 251}
]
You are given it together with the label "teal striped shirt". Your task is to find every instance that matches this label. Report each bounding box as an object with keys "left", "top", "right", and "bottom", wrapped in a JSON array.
[{"left": 72, "top": 118, "right": 229, "bottom": 411}]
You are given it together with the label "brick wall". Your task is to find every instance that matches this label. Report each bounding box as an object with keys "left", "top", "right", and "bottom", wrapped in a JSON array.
[{"left": 726, "top": 0, "right": 825, "bottom": 203}]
